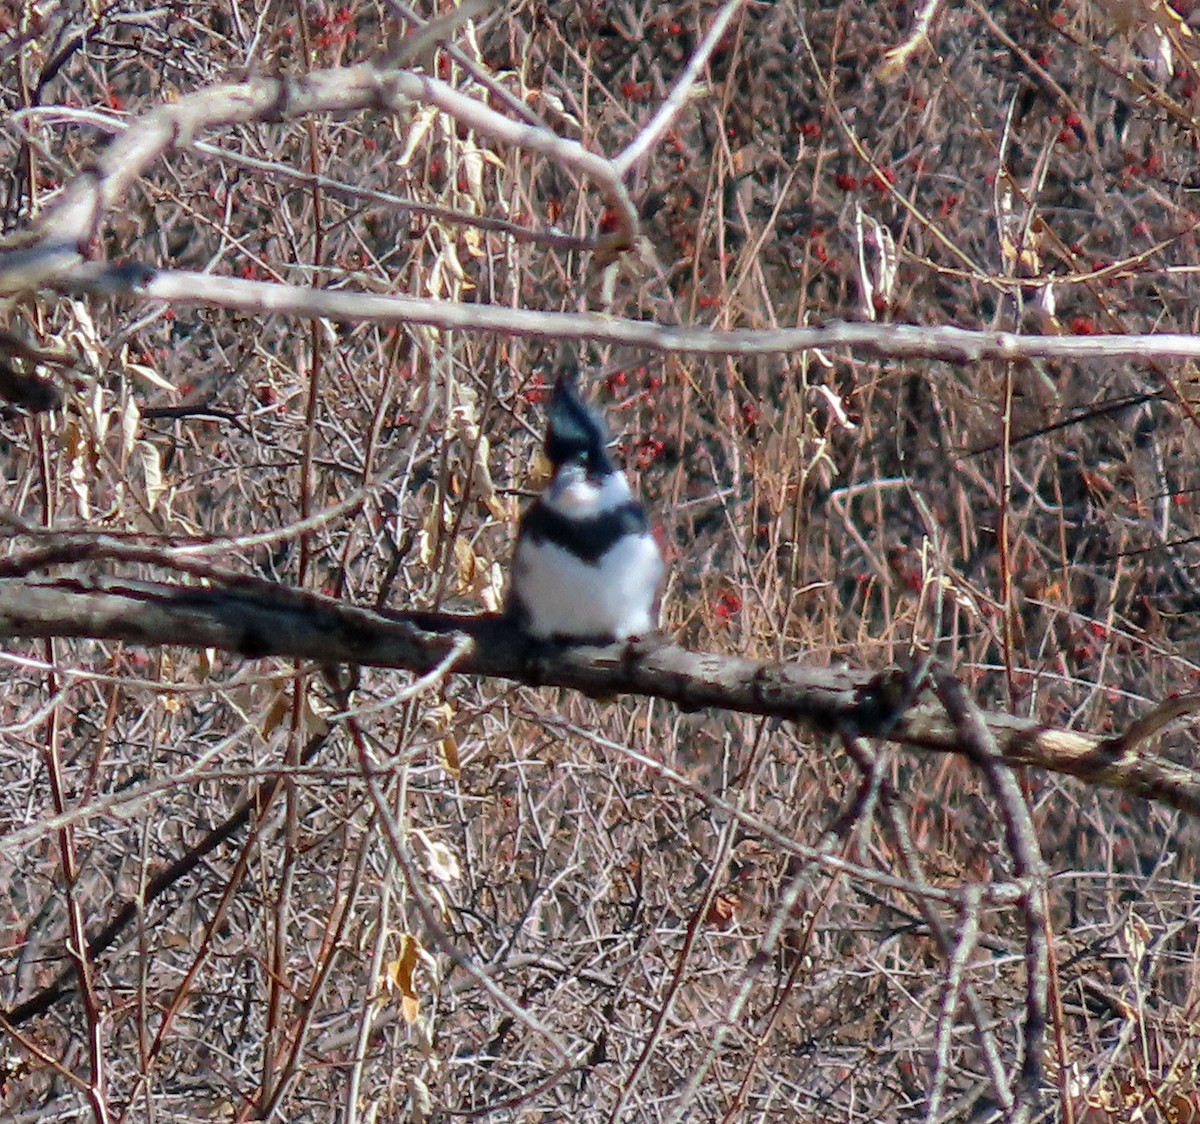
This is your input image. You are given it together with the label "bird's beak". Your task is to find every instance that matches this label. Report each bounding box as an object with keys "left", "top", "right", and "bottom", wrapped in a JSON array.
[{"left": 548, "top": 464, "right": 600, "bottom": 514}]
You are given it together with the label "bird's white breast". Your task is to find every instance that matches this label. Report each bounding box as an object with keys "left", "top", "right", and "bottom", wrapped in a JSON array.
[{"left": 513, "top": 530, "right": 663, "bottom": 641}]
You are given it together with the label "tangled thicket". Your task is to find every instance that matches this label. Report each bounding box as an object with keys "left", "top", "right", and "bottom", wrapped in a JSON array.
[{"left": 2, "top": 0, "right": 1200, "bottom": 1120}]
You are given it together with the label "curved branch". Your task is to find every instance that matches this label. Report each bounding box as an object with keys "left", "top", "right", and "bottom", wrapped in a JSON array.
[
  {"left": 0, "top": 575, "right": 1196, "bottom": 816},
  {"left": 2, "top": 58, "right": 635, "bottom": 296}
]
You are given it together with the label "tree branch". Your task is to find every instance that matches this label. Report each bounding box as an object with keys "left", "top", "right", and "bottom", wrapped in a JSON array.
[
  {"left": 1, "top": 56, "right": 636, "bottom": 297},
  {"left": 0, "top": 575, "right": 1196, "bottom": 816},
  {"left": 24, "top": 262, "right": 1200, "bottom": 364}
]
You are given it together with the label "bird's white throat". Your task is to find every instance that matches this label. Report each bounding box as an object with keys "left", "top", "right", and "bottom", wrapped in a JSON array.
[{"left": 543, "top": 465, "right": 632, "bottom": 519}]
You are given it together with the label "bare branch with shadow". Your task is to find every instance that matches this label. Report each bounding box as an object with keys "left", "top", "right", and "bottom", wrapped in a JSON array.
[{"left": 0, "top": 569, "right": 1196, "bottom": 817}]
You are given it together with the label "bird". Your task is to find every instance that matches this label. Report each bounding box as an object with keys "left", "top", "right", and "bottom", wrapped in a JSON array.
[{"left": 506, "top": 373, "right": 665, "bottom": 643}]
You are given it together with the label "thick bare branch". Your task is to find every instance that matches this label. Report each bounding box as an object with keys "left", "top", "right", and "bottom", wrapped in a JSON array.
[{"left": 0, "top": 575, "right": 1195, "bottom": 816}]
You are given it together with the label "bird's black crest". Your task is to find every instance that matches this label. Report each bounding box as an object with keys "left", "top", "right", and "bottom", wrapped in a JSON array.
[{"left": 544, "top": 374, "right": 614, "bottom": 474}]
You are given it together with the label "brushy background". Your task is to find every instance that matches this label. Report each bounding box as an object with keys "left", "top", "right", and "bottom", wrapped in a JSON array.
[{"left": 2, "top": 0, "right": 1199, "bottom": 1119}]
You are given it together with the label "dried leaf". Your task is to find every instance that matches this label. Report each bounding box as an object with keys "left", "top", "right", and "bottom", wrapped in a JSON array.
[
  {"left": 705, "top": 891, "right": 740, "bottom": 928},
  {"left": 260, "top": 688, "right": 289, "bottom": 738},
  {"left": 462, "top": 224, "right": 484, "bottom": 259},
  {"left": 424, "top": 701, "right": 453, "bottom": 729},
  {"left": 397, "top": 105, "right": 438, "bottom": 168},
  {"left": 1123, "top": 909, "right": 1150, "bottom": 964},
  {"left": 91, "top": 381, "right": 109, "bottom": 443},
  {"left": 430, "top": 240, "right": 470, "bottom": 295},
  {"left": 412, "top": 829, "right": 461, "bottom": 884},
  {"left": 121, "top": 396, "right": 140, "bottom": 464},
  {"left": 480, "top": 561, "right": 504, "bottom": 613},
  {"left": 69, "top": 300, "right": 101, "bottom": 370},
  {"left": 62, "top": 420, "right": 91, "bottom": 518},
  {"left": 384, "top": 933, "right": 435, "bottom": 1024},
  {"left": 125, "top": 361, "right": 174, "bottom": 392},
  {"left": 409, "top": 1074, "right": 433, "bottom": 1123},
  {"left": 417, "top": 501, "right": 442, "bottom": 567},
  {"left": 437, "top": 732, "right": 460, "bottom": 778},
  {"left": 421, "top": 704, "right": 461, "bottom": 777},
  {"left": 302, "top": 687, "right": 330, "bottom": 737},
  {"left": 462, "top": 144, "right": 487, "bottom": 209},
  {"left": 137, "top": 440, "right": 165, "bottom": 510},
  {"left": 535, "top": 87, "right": 581, "bottom": 130},
  {"left": 474, "top": 434, "right": 507, "bottom": 520},
  {"left": 453, "top": 537, "right": 478, "bottom": 592}
]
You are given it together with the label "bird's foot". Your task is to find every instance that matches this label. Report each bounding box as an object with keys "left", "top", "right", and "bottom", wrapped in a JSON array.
[{"left": 622, "top": 630, "right": 668, "bottom": 660}]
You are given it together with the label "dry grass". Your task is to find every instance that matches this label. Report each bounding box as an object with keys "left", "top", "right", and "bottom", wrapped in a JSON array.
[{"left": 2, "top": 0, "right": 1200, "bottom": 1119}]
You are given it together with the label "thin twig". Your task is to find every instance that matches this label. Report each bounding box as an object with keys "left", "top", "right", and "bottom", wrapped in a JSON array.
[
  {"left": 934, "top": 669, "right": 1049, "bottom": 1122},
  {"left": 925, "top": 885, "right": 985, "bottom": 1122},
  {"left": 845, "top": 733, "right": 1016, "bottom": 1114},
  {"left": 613, "top": 0, "right": 743, "bottom": 178}
]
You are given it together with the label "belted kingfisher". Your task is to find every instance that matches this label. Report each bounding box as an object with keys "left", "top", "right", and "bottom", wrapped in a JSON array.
[{"left": 507, "top": 374, "right": 665, "bottom": 643}]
